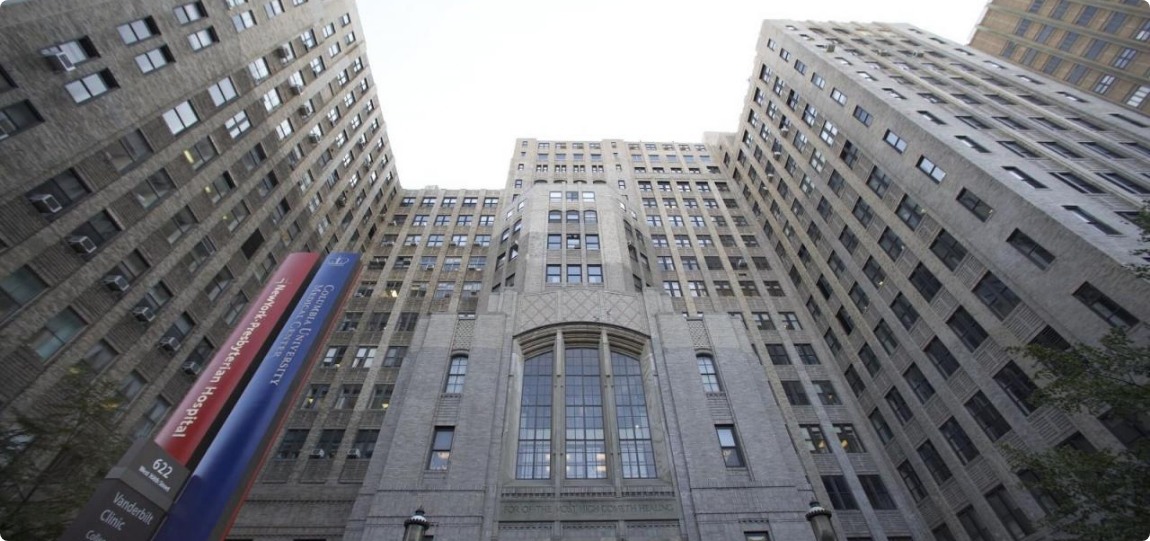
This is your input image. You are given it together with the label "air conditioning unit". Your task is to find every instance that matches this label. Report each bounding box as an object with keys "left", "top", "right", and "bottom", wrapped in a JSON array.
[
  {"left": 467, "top": 266, "right": 480, "bottom": 271},
  {"left": 103, "top": 275, "right": 130, "bottom": 292},
  {"left": 298, "top": 104, "right": 312, "bottom": 117},
  {"left": 159, "top": 336, "right": 181, "bottom": 352},
  {"left": 422, "top": 265, "right": 435, "bottom": 271},
  {"left": 380, "top": 240, "right": 395, "bottom": 246},
  {"left": 309, "top": 448, "right": 326, "bottom": 459},
  {"left": 290, "top": 84, "right": 304, "bottom": 96},
  {"left": 826, "top": 43, "right": 837, "bottom": 53},
  {"left": 276, "top": 44, "right": 292, "bottom": 59},
  {"left": 780, "top": 128, "right": 790, "bottom": 135},
  {"left": 29, "top": 193, "right": 63, "bottom": 214},
  {"left": 182, "top": 361, "right": 202, "bottom": 376},
  {"left": 308, "top": 133, "right": 321, "bottom": 143},
  {"left": 772, "top": 151, "right": 782, "bottom": 158},
  {"left": 133, "top": 306, "right": 155, "bottom": 322},
  {"left": 347, "top": 448, "right": 362, "bottom": 459},
  {"left": 44, "top": 51, "right": 75, "bottom": 72},
  {"left": 467, "top": 291, "right": 479, "bottom": 297},
  {"left": 67, "top": 235, "right": 97, "bottom": 254}
]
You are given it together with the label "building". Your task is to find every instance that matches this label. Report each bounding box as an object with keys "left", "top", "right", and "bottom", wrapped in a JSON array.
[
  {"left": 236, "top": 20, "right": 1150, "bottom": 541},
  {"left": 3, "top": 3, "right": 1149, "bottom": 541},
  {"left": 0, "top": 0, "right": 395, "bottom": 460},
  {"left": 968, "top": 0, "right": 1150, "bottom": 114}
]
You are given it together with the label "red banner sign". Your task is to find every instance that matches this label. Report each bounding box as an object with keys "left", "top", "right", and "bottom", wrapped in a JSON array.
[{"left": 153, "top": 252, "right": 320, "bottom": 465}]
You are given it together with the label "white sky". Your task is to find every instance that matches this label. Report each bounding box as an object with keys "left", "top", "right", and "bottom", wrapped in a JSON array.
[{"left": 357, "top": 0, "right": 990, "bottom": 189}]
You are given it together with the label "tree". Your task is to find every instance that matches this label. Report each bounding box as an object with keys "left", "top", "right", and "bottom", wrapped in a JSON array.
[
  {"left": 1004, "top": 202, "right": 1150, "bottom": 541},
  {"left": 0, "top": 367, "right": 128, "bottom": 540}
]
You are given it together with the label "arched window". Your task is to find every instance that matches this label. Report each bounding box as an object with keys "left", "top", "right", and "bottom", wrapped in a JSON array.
[
  {"left": 444, "top": 355, "right": 467, "bottom": 393},
  {"left": 548, "top": 210, "right": 561, "bottom": 223},
  {"left": 697, "top": 354, "right": 721, "bottom": 392},
  {"left": 566, "top": 210, "right": 579, "bottom": 223},
  {"left": 514, "top": 336, "right": 656, "bottom": 481},
  {"left": 584, "top": 210, "right": 597, "bottom": 223}
]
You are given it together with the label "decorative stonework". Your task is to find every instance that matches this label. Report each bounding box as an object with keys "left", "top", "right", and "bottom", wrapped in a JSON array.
[
  {"left": 516, "top": 290, "right": 648, "bottom": 335},
  {"left": 687, "top": 319, "right": 710, "bottom": 348},
  {"left": 453, "top": 318, "right": 476, "bottom": 350}
]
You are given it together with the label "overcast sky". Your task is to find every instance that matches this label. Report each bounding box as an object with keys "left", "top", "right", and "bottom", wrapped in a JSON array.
[{"left": 357, "top": 0, "right": 990, "bottom": 189}]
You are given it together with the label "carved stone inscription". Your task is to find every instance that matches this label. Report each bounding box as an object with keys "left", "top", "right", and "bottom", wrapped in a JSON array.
[{"left": 499, "top": 498, "right": 678, "bottom": 522}]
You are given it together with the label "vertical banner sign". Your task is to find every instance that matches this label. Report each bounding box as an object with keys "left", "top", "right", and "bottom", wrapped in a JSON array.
[
  {"left": 154, "top": 252, "right": 321, "bottom": 466},
  {"left": 154, "top": 253, "right": 360, "bottom": 541}
]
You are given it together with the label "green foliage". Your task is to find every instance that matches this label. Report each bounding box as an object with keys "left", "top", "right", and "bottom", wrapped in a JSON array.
[
  {"left": 0, "top": 368, "right": 128, "bottom": 540},
  {"left": 1007, "top": 329, "right": 1150, "bottom": 540}
]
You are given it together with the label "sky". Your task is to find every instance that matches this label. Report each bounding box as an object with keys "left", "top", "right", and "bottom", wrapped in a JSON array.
[{"left": 357, "top": 0, "right": 990, "bottom": 189}]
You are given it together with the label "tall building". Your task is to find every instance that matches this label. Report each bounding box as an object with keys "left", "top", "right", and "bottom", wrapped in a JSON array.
[
  {"left": 3, "top": 3, "right": 1149, "bottom": 541},
  {"left": 0, "top": 0, "right": 395, "bottom": 456},
  {"left": 237, "top": 21, "right": 1150, "bottom": 541},
  {"left": 968, "top": 0, "right": 1150, "bottom": 114}
]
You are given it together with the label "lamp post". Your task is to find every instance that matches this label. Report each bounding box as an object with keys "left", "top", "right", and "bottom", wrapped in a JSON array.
[
  {"left": 805, "top": 500, "right": 838, "bottom": 541},
  {"left": 402, "top": 508, "right": 429, "bottom": 541}
]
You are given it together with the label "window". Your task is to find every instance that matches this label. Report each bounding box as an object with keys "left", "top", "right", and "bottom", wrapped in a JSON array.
[
  {"left": 117, "top": 17, "right": 158, "bottom": 44},
  {"left": 1, "top": 266, "right": 47, "bottom": 322},
  {"left": 162, "top": 101, "right": 198, "bottom": 135},
  {"left": 1073, "top": 282, "right": 1138, "bottom": 328},
  {"left": 351, "top": 347, "right": 374, "bottom": 368},
  {"left": 1006, "top": 230, "right": 1054, "bottom": 269},
  {"left": 859, "top": 475, "right": 895, "bottom": 509},
  {"left": 65, "top": 70, "right": 117, "bottom": 103},
  {"left": 955, "top": 189, "right": 992, "bottom": 221},
  {"left": 231, "top": 10, "right": 256, "bottom": 31},
  {"left": 187, "top": 27, "right": 219, "bottom": 50},
  {"left": 883, "top": 130, "right": 908, "bottom": 153},
  {"left": 71, "top": 209, "right": 122, "bottom": 251},
  {"left": 940, "top": 417, "right": 980, "bottom": 464},
  {"left": 427, "top": 427, "right": 454, "bottom": 470},
  {"left": 445, "top": 355, "right": 467, "bottom": 393},
  {"left": 369, "top": 385, "right": 392, "bottom": 410},
  {"left": 886, "top": 388, "right": 913, "bottom": 423},
  {"left": 835, "top": 424, "right": 865, "bottom": 453},
  {"left": 136, "top": 46, "right": 173, "bottom": 75},
  {"left": 916, "top": 156, "right": 946, "bottom": 183},
  {"left": 994, "top": 361, "right": 1038, "bottom": 415},
  {"left": 796, "top": 344, "right": 819, "bottom": 365},
  {"left": 852, "top": 105, "right": 873, "bottom": 126},
  {"left": 208, "top": 77, "right": 238, "bottom": 107},
  {"left": 917, "top": 440, "right": 952, "bottom": 483},
  {"left": 173, "top": 2, "right": 206, "bottom": 24},
  {"left": 822, "top": 475, "right": 858, "bottom": 509},
  {"left": 930, "top": 230, "right": 967, "bottom": 270},
  {"left": 29, "top": 307, "right": 86, "bottom": 360},
  {"left": 869, "top": 409, "right": 894, "bottom": 443},
  {"left": 300, "top": 384, "right": 328, "bottom": 409},
  {"left": 697, "top": 354, "right": 721, "bottom": 392},
  {"left": 985, "top": 486, "right": 1035, "bottom": 539},
  {"left": 25, "top": 169, "right": 88, "bottom": 219},
  {"left": 716, "top": 425, "right": 745, "bottom": 467},
  {"left": 974, "top": 272, "right": 1021, "bottom": 319},
  {"left": 904, "top": 364, "right": 936, "bottom": 403},
  {"left": 276, "top": 429, "right": 308, "bottom": 459},
  {"left": 966, "top": 391, "right": 1011, "bottom": 441},
  {"left": 1064, "top": 206, "right": 1119, "bottom": 235},
  {"left": 813, "top": 380, "right": 841, "bottom": 405},
  {"left": 801, "top": 425, "right": 830, "bottom": 453},
  {"left": 781, "top": 380, "right": 810, "bottom": 405},
  {"left": 224, "top": 110, "right": 251, "bottom": 139}
]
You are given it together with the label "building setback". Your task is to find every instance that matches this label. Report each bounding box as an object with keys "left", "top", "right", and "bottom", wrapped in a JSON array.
[
  {"left": 2, "top": 4, "right": 1149, "bottom": 541},
  {"left": 968, "top": 0, "right": 1150, "bottom": 114}
]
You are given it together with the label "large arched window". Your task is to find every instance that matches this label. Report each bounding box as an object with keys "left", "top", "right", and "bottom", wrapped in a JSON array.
[{"left": 514, "top": 333, "right": 656, "bottom": 481}]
